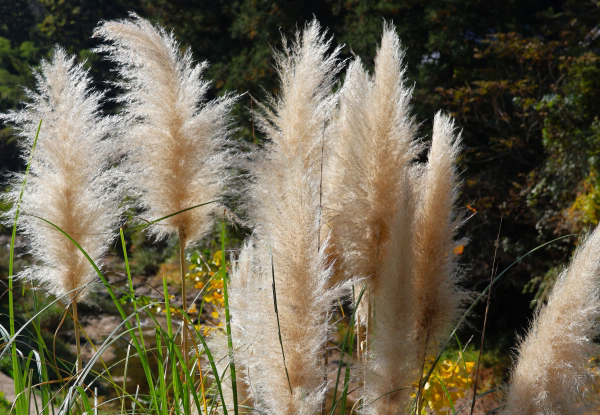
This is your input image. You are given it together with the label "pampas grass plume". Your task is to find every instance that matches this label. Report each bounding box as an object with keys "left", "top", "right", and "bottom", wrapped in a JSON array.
[
  {"left": 1, "top": 46, "right": 122, "bottom": 304},
  {"left": 361, "top": 175, "right": 420, "bottom": 414},
  {"left": 94, "top": 14, "right": 237, "bottom": 247},
  {"left": 502, "top": 226, "right": 600, "bottom": 415},
  {"left": 326, "top": 24, "right": 424, "bottom": 411},
  {"left": 228, "top": 20, "right": 346, "bottom": 415},
  {"left": 94, "top": 14, "right": 238, "bottom": 367},
  {"left": 327, "top": 24, "right": 419, "bottom": 297},
  {"left": 412, "top": 112, "right": 466, "bottom": 354}
]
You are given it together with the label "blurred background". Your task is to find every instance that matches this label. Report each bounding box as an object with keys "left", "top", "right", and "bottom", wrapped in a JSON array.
[{"left": 1, "top": 0, "right": 599, "bottom": 365}]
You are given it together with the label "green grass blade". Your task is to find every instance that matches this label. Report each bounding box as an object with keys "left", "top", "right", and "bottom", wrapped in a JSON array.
[
  {"left": 76, "top": 386, "right": 93, "bottom": 414},
  {"left": 267, "top": 243, "right": 292, "bottom": 395},
  {"left": 27, "top": 214, "right": 161, "bottom": 412},
  {"left": 32, "top": 289, "right": 51, "bottom": 415},
  {"left": 128, "top": 200, "right": 218, "bottom": 230},
  {"left": 0, "top": 289, "right": 81, "bottom": 361},
  {"left": 121, "top": 343, "right": 131, "bottom": 414},
  {"left": 221, "top": 220, "right": 238, "bottom": 415},
  {"left": 189, "top": 315, "right": 229, "bottom": 415},
  {"left": 163, "top": 278, "right": 187, "bottom": 415},
  {"left": 26, "top": 368, "right": 34, "bottom": 415},
  {"left": 166, "top": 326, "right": 203, "bottom": 415},
  {"left": 155, "top": 326, "right": 169, "bottom": 415},
  {"left": 454, "top": 333, "right": 469, "bottom": 379},
  {"left": 339, "top": 311, "right": 355, "bottom": 415},
  {"left": 330, "top": 285, "right": 366, "bottom": 415},
  {"left": 434, "top": 373, "right": 456, "bottom": 414},
  {"left": 120, "top": 227, "right": 146, "bottom": 349},
  {"left": 8, "top": 119, "right": 41, "bottom": 415}
]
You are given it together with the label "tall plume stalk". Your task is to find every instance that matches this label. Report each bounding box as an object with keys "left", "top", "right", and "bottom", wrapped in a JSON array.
[
  {"left": 502, "top": 225, "right": 600, "bottom": 415},
  {"left": 327, "top": 25, "right": 422, "bottom": 411},
  {"left": 94, "top": 14, "right": 237, "bottom": 367},
  {"left": 227, "top": 21, "right": 346, "bottom": 415},
  {"left": 412, "top": 112, "right": 465, "bottom": 358},
  {"left": 1, "top": 47, "right": 123, "bottom": 373}
]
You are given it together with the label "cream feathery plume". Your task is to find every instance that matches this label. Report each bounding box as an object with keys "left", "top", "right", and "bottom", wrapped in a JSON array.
[
  {"left": 322, "top": 58, "right": 370, "bottom": 288},
  {"left": 93, "top": 14, "right": 237, "bottom": 247},
  {"left": 327, "top": 24, "right": 419, "bottom": 322},
  {"left": 1, "top": 46, "right": 123, "bottom": 373},
  {"left": 360, "top": 175, "right": 420, "bottom": 415},
  {"left": 1, "top": 46, "right": 122, "bottom": 304},
  {"left": 229, "top": 20, "right": 346, "bottom": 415},
  {"left": 94, "top": 14, "right": 238, "bottom": 366},
  {"left": 502, "top": 226, "right": 600, "bottom": 415},
  {"left": 326, "top": 27, "right": 421, "bottom": 403},
  {"left": 328, "top": 43, "right": 422, "bottom": 412},
  {"left": 412, "top": 112, "right": 466, "bottom": 356}
]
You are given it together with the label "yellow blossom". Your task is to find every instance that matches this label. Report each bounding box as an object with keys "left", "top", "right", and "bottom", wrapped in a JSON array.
[{"left": 212, "top": 250, "right": 223, "bottom": 266}]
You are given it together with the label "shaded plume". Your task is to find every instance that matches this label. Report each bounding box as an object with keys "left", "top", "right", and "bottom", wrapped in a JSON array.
[
  {"left": 412, "top": 112, "right": 466, "bottom": 355},
  {"left": 502, "top": 225, "right": 600, "bottom": 415}
]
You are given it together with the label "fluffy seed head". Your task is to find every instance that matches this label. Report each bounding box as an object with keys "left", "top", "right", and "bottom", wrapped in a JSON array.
[
  {"left": 326, "top": 23, "right": 419, "bottom": 304},
  {"left": 229, "top": 20, "right": 346, "bottom": 415},
  {"left": 412, "top": 112, "right": 466, "bottom": 355},
  {"left": 1, "top": 46, "right": 123, "bottom": 302},
  {"left": 502, "top": 226, "right": 600, "bottom": 415},
  {"left": 361, "top": 174, "right": 420, "bottom": 415},
  {"left": 94, "top": 14, "right": 237, "bottom": 246}
]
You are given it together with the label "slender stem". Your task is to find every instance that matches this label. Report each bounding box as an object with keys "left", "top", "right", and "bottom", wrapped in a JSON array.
[
  {"left": 470, "top": 218, "right": 502, "bottom": 415},
  {"left": 221, "top": 220, "right": 239, "bottom": 415},
  {"left": 72, "top": 300, "right": 82, "bottom": 374},
  {"left": 179, "top": 229, "right": 189, "bottom": 369},
  {"left": 178, "top": 228, "right": 192, "bottom": 414},
  {"left": 322, "top": 346, "right": 328, "bottom": 415}
]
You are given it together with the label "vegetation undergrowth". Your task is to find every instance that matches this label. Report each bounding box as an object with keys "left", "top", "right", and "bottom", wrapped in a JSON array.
[{"left": 0, "top": 200, "right": 576, "bottom": 415}]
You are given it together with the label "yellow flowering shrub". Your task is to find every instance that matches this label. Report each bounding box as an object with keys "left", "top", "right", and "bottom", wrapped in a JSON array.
[
  {"left": 414, "top": 357, "right": 475, "bottom": 414},
  {"left": 185, "top": 249, "right": 230, "bottom": 335}
]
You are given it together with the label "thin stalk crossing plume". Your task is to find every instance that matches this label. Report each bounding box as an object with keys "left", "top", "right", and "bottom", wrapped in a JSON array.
[
  {"left": 1, "top": 46, "right": 123, "bottom": 372},
  {"left": 94, "top": 14, "right": 237, "bottom": 365},
  {"left": 227, "top": 20, "right": 346, "bottom": 415},
  {"left": 502, "top": 225, "right": 600, "bottom": 415}
]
